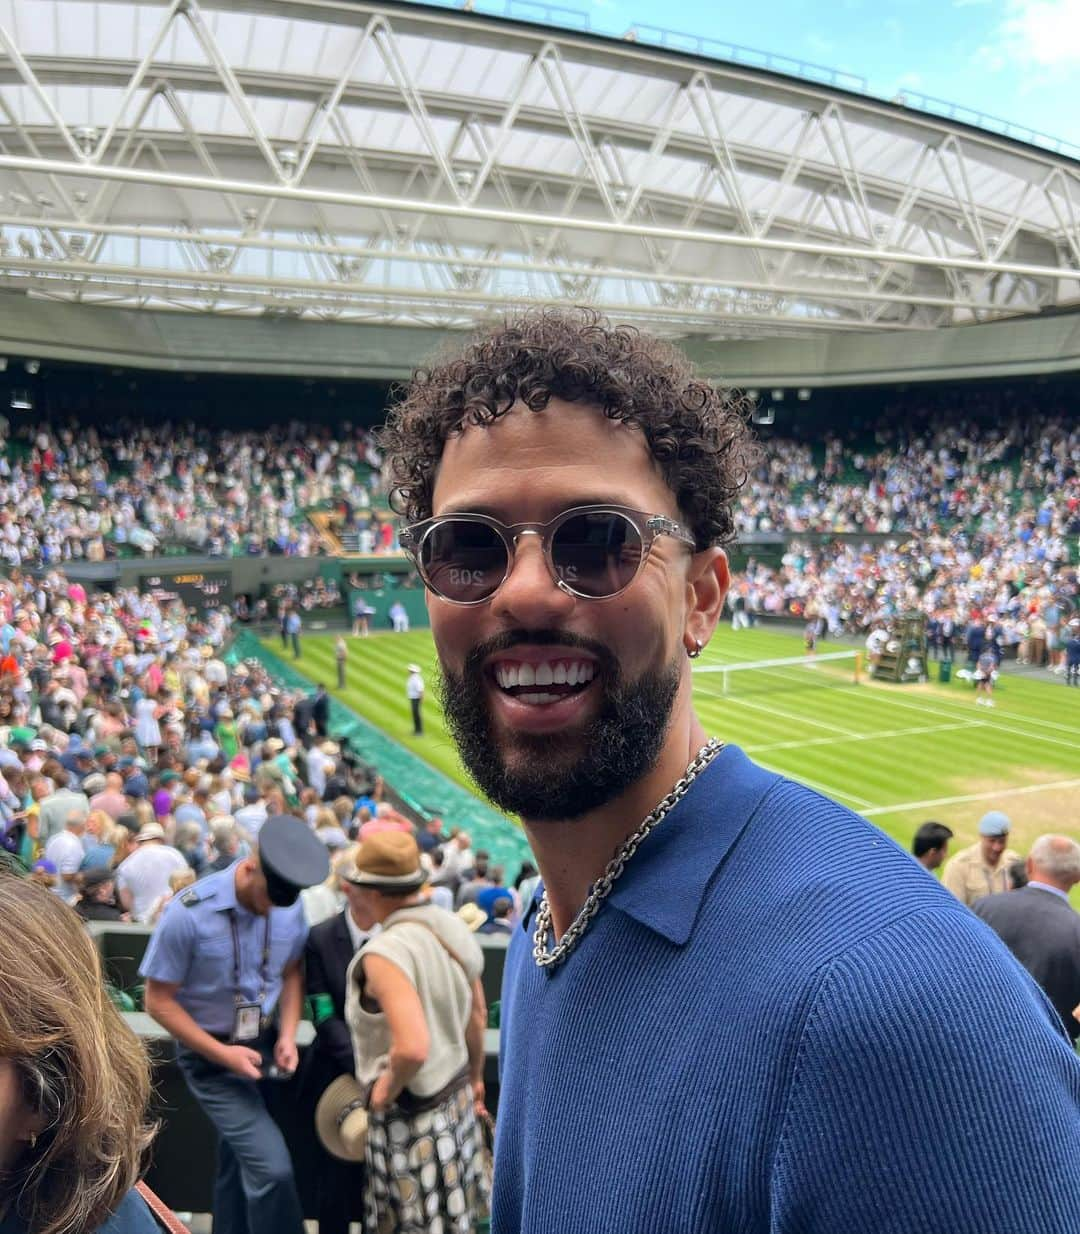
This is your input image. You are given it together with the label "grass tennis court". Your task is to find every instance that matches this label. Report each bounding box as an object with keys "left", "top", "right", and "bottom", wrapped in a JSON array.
[{"left": 269, "top": 625, "right": 1079, "bottom": 888}]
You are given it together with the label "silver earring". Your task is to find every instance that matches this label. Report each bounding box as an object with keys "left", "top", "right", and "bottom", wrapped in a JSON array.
[
  {"left": 687, "top": 639, "right": 703, "bottom": 659},
  {"left": 28, "top": 1132, "right": 37, "bottom": 1149}
]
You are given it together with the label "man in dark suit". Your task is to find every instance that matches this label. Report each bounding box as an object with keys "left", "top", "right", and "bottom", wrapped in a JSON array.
[
  {"left": 973, "top": 834, "right": 1080, "bottom": 1042},
  {"left": 292, "top": 693, "right": 316, "bottom": 749},
  {"left": 311, "top": 685, "right": 330, "bottom": 739},
  {"left": 301, "top": 875, "right": 372, "bottom": 1234}
]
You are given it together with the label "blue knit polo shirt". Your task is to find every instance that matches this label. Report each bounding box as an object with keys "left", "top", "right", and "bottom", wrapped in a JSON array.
[{"left": 493, "top": 746, "right": 1080, "bottom": 1233}]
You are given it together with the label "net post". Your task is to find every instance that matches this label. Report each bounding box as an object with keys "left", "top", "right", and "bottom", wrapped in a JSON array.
[{"left": 854, "top": 651, "right": 863, "bottom": 683}]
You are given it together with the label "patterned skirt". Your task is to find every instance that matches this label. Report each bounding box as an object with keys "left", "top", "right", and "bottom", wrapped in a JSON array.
[{"left": 364, "top": 1079, "right": 489, "bottom": 1234}]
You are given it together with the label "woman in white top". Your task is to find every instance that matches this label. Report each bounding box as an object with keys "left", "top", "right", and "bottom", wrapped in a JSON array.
[
  {"left": 343, "top": 832, "right": 488, "bottom": 1233},
  {"left": 132, "top": 695, "right": 162, "bottom": 757}
]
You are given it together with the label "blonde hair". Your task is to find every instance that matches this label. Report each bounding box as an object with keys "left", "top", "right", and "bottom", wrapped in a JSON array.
[
  {"left": 168, "top": 867, "right": 196, "bottom": 893},
  {"left": 85, "top": 809, "right": 113, "bottom": 842},
  {"left": 131, "top": 800, "right": 154, "bottom": 829},
  {"left": 0, "top": 876, "right": 154, "bottom": 1234},
  {"left": 97, "top": 814, "right": 125, "bottom": 853},
  {"left": 313, "top": 806, "right": 338, "bottom": 833}
]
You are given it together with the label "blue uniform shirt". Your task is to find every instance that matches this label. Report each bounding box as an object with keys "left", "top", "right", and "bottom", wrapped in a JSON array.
[{"left": 139, "top": 864, "right": 308, "bottom": 1036}]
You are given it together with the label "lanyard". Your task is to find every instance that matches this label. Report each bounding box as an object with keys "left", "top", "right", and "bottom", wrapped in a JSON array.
[{"left": 229, "top": 909, "right": 272, "bottom": 1008}]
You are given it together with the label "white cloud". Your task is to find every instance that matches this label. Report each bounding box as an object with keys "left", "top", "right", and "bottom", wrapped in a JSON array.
[{"left": 990, "top": 0, "right": 1080, "bottom": 65}]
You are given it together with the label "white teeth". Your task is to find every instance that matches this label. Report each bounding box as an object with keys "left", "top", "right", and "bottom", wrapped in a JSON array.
[{"left": 494, "top": 659, "right": 597, "bottom": 690}]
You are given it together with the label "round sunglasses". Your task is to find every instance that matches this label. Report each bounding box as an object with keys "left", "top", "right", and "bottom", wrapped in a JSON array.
[{"left": 399, "top": 504, "right": 698, "bottom": 606}]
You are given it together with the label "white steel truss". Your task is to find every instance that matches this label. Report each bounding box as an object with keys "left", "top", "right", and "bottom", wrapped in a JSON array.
[{"left": 0, "top": 0, "right": 1076, "bottom": 336}]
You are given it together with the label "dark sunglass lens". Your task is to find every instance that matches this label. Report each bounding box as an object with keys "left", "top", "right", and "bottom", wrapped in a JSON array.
[
  {"left": 421, "top": 522, "right": 507, "bottom": 602},
  {"left": 551, "top": 512, "right": 643, "bottom": 597}
]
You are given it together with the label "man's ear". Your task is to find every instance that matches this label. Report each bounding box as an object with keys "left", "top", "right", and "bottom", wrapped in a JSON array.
[{"left": 685, "top": 547, "right": 729, "bottom": 654}]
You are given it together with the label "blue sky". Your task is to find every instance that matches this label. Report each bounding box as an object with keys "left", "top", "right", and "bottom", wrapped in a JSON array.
[{"left": 549, "top": 0, "right": 1080, "bottom": 150}]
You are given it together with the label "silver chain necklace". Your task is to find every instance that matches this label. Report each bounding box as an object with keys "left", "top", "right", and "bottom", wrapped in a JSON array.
[{"left": 532, "top": 738, "right": 725, "bottom": 969}]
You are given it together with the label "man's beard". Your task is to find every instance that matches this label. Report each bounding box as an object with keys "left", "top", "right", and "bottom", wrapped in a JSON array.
[{"left": 438, "top": 631, "right": 681, "bottom": 821}]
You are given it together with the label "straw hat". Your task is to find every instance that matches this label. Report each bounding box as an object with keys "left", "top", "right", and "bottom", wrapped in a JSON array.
[
  {"left": 315, "top": 1075, "right": 369, "bottom": 1162},
  {"left": 456, "top": 902, "right": 487, "bottom": 932},
  {"left": 343, "top": 832, "right": 426, "bottom": 892}
]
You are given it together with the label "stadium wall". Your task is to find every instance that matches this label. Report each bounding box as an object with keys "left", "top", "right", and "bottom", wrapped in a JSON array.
[
  {"left": 52, "top": 532, "right": 908, "bottom": 605},
  {"left": 2, "top": 291, "right": 1079, "bottom": 385},
  {"left": 61, "top": 552, "right": 340, "bottom": 594}
]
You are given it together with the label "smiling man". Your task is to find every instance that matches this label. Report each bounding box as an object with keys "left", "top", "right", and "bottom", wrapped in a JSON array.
[{"left": 381, "top": 308, "right": 1080, "bottom": 1234}]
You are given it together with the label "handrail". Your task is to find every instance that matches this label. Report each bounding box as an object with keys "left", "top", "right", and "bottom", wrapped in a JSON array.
[
  {"left": 621, "top": 23, "right": 868, "bottom": 94},
  {"left": 890, "top": 88, "right": 1080, "bottom": 160}
]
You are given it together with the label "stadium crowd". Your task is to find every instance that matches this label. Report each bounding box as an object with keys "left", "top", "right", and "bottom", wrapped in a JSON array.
[
  {"left": 0, "top": 564, "right": 521, "bottom": 1233},
  {"left": 729, "top": 397, "right": 1078, "bottom": 646},
  {"left": 0, "top": 386, "right": 1073, "bottom": 651},
  {"left": 736, "top": 396, "right": 1078, "bottom": 540},
  {"left": 0, "top": 567, "right": 517, "bottom": 930},
  {"left": 0, "top": 418, "right": 397, "bottom": 563},
  {"left": 0, "top": 385, "right": 1073, "bottom": 646}
]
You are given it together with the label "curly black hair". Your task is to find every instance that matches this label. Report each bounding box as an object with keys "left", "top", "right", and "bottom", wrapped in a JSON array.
[{"left": 379, "top": 306, "right": 757, "bottom": 548}]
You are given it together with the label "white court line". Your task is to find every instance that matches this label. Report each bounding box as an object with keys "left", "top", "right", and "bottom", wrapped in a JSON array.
[
  {"left": 860, "top": 682, "right": 1080, "bottom": 739},
  {"left": 745, "top": 720, "right": 982, "bottom": 755},
  {"left": 752, "top": 760, "right": 874, "bottom": 809},
  {"left": 706, "top": 646, "right": 1080, "bottom": 740},
  {"left": 863, "top": 778, "right": 1080, "bottom": 817},
  {"left": 699, "top": 688, "right": 862, "bottom": 737},
  {"left": 710, "top": 641, "right": 1080, "bottom": 735},
  {"left": 851, "top": 688, "right": 1080, "bottom": 753}
]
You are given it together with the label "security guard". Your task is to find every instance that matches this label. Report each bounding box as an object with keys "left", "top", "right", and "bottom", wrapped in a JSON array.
[{"left": 141, "top": 815, "right": 330, "bottom": 1234}]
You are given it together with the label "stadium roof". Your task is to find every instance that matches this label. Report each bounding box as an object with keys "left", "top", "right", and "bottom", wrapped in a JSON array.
[{"left": 0, "top": 0, "right": 1078, "bottom": 341}]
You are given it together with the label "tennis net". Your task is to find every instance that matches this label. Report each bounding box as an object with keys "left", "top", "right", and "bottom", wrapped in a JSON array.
[{"left": 692, "top": 649, "right": 862, "bottom": 697}]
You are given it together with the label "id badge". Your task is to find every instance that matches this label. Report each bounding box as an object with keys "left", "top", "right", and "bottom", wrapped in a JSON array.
[{"left": 232, "top": 1003, "right": 262, "bottom": 1042}]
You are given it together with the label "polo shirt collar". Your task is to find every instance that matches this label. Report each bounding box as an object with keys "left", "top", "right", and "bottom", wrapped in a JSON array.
[{"left": 520, "top": 745, "right": 778, "bottom": 947}]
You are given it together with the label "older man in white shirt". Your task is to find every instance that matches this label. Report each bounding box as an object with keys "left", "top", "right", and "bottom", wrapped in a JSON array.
[
  {"left": 43, "top": 809, "right": 88, "bottom": 903},
  {"left": 305, "top": 740, "right": 337, "bottom": 800},
  {"left": 115, "top": 823, "right": 187, "bottom": 922}
]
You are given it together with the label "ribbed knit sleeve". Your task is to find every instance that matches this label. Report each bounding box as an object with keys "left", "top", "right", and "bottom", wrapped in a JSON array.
[{"left": 770, "top": 907, "right": 1080, "bottom": 1234}]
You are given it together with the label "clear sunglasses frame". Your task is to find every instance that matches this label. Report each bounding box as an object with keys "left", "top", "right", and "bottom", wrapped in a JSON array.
[{"left": 399, "top": 503, "right": 698, "bottom": 606}]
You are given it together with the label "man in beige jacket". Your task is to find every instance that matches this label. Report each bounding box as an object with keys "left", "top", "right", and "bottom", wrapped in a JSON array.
[{"left": 942, "top": 810, "right": 1020, "bottom": 907}]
